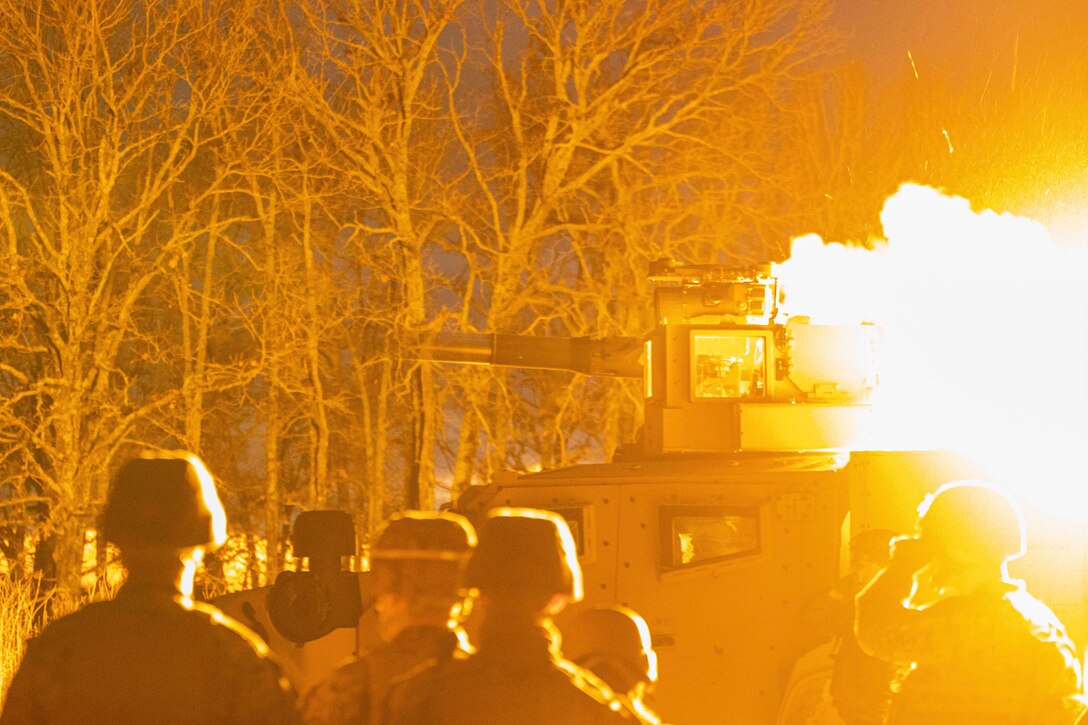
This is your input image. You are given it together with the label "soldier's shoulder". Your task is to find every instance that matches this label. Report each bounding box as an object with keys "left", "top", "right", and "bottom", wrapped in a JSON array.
[
  {"left": 184, "top": 601, "right": 299, "bottom": 721},
  {"left": 382, "top": 648, "right": 470, "bottom": 720},
  {"left": 184, "top": 598, "right": 277, "bottom": 658},
  {"left": 556, "top": 657, "right": 617, "bottom": 701},
  {"left": 328, "top": 652, "right": 373, "bottom": 681},
  {"left": 392, "top": 637, "right": 471, "bottom": 678},
  {"left": 554, "top": 657, "right": 631, "bottom": 720},
  {"left": 1005, "top": 586, "right": 1068, "bottom": 631},
  {"left": 386, "top": 649, "right": 455, "bottom": 695},
  {"left": 21, "top": 599, "right": 117, "bottom": 654},
  {"left": 301, "top": 657, "right": 371, "bottom": 725},
  {"left": 307, "top": 651, "right": 372, "bottom": 702}
]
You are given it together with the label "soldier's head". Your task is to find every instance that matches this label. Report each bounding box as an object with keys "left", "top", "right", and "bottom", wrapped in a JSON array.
[
  {"left": 917, "top": 480, "right": 1025, "bottom": 587},
  {"left": 463, "top": 508, "right": 583, "bottom": 617},
  {"left": 101, "top": 451, "right": 227, "bottom": 596},
  {"left": 370, "top": 511, "right": 476, "bottom": 637},
  {"left": 562, "top": 606, "right": 658, "bottom": 699}
]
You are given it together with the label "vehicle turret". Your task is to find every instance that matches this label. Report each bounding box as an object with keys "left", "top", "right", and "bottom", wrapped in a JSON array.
[{"left": 414, "top": 259, "right": 880, "bottom": 458}]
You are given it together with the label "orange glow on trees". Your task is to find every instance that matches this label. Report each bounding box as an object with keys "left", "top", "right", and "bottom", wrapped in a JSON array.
[
  {"left": 0, "top": 0, "right": 275, "bottom": 592},
  {"left": 0, "top": 0, "right": 879, "bottom": 597}
]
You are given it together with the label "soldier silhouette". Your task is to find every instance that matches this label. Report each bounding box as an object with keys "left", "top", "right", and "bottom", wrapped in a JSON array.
[
  {"left": 383, "top": 507, "right": 629, "bottom": 724},
  {"left": 300, "top": 510, "right": 476, "bottom": 724},
  {"left": 855, "top": 481, "right": 1084, "bottom": 724},
  {"left": 0, "top": 452, "right": 298, "bottom": 724},
  {"left": 563, "top": 605, "right": 666, "bottom": 724}
]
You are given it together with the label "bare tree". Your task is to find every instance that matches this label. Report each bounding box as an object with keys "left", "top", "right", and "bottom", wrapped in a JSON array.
[
  {"left": 287, "top": 0, "right": 467, "bottom": 514},
  {"left": 0, "top": 0, "right": 268, "bottom": 591},
  {"left": 435, "top": 0, "right": 840, "bottom": 487},
  {"left": 0, "top": 0, "right": 852, "bottom": 588}
]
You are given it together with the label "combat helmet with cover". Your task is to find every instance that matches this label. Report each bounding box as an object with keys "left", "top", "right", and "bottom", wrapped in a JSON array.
[
  {"left": 101, "top": 452, "right": 227, "bottom": 550},
  {"left": 370, "top": 511, "right": 477, "bottom": 599},
  {"left": 464, "top": 508, "right": 583, "bottom": 602},
  {"left": 562, "top": 605, "right": 658, "bottom": 695},
  {"left": 917, "top": 480, "right": 1026, "bottom": 566}
]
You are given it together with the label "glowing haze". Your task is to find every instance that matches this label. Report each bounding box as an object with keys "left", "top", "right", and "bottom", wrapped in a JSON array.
[{"left": 774, "top": 184, "right": 1088, "bottom": 520}]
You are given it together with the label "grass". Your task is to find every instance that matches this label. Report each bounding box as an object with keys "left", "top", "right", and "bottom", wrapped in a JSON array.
[
  {"left": 0, "top": 535, "right": 269, "bottom": 710},
  {"left": 0, "top": 574, "right": 116, "bottom": 710},
  {"left": 0, "top": 575, "right": 50, "bottom": 708}
]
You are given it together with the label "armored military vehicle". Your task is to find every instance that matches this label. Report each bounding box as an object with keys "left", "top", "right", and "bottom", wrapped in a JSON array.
[
  {"left": 419, "top": 260, "right": 1088, "bottom": 722},
  {"left": 217, "top": 261, "right": 1088, "bottom": 722}
]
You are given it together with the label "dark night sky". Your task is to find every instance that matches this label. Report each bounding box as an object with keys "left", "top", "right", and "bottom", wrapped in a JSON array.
[
  {"left": 834, "top": 0, "right": 1088, "bottom": 82},
  {"left": 825, "top": 0, "right": 1088, "bottom": 239}
]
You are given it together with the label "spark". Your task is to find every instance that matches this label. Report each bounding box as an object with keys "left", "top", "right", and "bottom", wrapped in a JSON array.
[
  {"left": 1011, "top": 31, "right": 1019, "bottom": 92},
  {"left": 941, "top": 128, "right": 954, "bottom": 154},
  {"left": 908, "top": 51, "right": 920, "bottom": 80}
]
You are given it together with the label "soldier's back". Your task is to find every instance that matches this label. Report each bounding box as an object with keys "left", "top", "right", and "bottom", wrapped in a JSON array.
[
  {"left": 0, "top": 584, "right": 297, "bottom": 725},
  {"left": 888, "top": 584, "right": 1083, "bottom": 724},
  {"left": 301, "top": 625, "right": 462, "bottom": 725},
  {"left": 385, "top": 639, "right": 628, "bottom": 724}
]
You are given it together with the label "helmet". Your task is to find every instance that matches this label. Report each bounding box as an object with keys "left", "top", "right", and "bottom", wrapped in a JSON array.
[
  {"left": 562, "top": 606, "right": 658, "bottom": 693},
  {"left": 372, "top": 511, "right": 476, "bottom": 561},
  {"left": 463, "top": 508, "right": 583, "bottom": 601},
  {"left": 101, "top": 452, "right": 227, "bottom": 549},
  {"left": 370, "top": 511, "right": 476, "bottom": 598},
  {"left": 917, "top": 480, "right": 1025, "bottom": 564}
]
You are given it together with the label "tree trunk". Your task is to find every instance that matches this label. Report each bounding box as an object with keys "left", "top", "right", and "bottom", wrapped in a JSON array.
[
  {"left": 409, "top": 365, "right": 437, "bottom": 511},
  {"left": 47, "top": 505, "right": 84, "bottom": 596},
  {"left": 50, "top": 373, "right": 89, "bottom": 595},
  {"left": 300, "top": 193, "right": 330, "bottom": 508},
  {"left": 264, "top": 383, "right": 283, "bottom": 580},
  {"left": 359, "top": 359, "right": 391, "bottom": 534},
  {"left": 450, "top": 406, "right": 479, "bottom": 499},
  {"left": 181, "top": 225, "right": 218, "bottom": 452}
]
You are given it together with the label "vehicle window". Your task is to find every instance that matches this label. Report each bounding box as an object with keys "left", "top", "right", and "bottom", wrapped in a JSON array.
[
  {"left": 691, "top": 331, "right": 768, "bottom": 399},
  {"left": 660, "top": 505, "right": 760, "bottom": 570}
]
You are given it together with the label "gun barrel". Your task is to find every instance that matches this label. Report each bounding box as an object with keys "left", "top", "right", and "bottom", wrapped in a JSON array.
[
  {"left": 415, "top": 332, "right": 643, "bottom": 378},
  {"left": 415, "top": 332, "right": 495, "bottom": 364}
]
